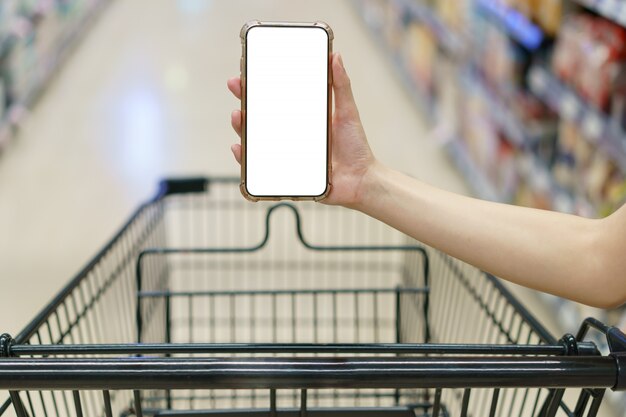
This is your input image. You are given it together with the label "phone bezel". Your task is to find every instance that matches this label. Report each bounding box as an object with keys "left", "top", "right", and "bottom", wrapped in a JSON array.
[{"left": 239, "top": 21, "right": 334, "bottom": 202}]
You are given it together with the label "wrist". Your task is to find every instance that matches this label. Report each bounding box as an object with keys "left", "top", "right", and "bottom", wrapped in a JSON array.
[{"left": 350, "top": 160, "right": 387, "bottom": 212}]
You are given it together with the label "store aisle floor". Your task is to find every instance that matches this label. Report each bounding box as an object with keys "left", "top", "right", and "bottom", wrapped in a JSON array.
[{"left": 0, "top": 0, "right": 557, "bottom": 339}]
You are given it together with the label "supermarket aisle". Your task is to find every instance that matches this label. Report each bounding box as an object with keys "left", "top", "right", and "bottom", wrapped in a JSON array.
[{"left": 0, "top": 0, "right": 467, "bottom": 335}]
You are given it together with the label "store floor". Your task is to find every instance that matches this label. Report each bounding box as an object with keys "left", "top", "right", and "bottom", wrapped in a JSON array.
[{"left": 0, "top": 0, "right": 578, "bottom": 362}]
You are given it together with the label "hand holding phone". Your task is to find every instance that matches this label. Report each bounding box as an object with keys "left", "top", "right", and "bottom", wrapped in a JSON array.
[
  {"left": 239, "top": 21, "right": 333, "bottom": 201},
  {"left": 229, "top": 26, "right": 375, "bottom": 207}
]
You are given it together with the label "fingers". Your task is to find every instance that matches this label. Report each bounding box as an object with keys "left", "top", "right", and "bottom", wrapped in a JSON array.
[
  {"left": 231, "top": 143, "right": 242, "bottom": 165},
  {"left": 228, "top": 75, "right": 242, "bottom": 166},
  {"left": 332, "top": 53, "right": 360, "bottom": 121},
  {"left": 227, "top": 77, "right": 242, "bottom": 99},
  {"left": 231, "top": 110, "right": 242, "bottom": 137}
]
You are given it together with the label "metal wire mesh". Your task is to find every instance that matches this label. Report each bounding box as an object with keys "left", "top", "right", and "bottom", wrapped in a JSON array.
[{"left": 0, "top": 178, "right": 615, "bottom": 417}]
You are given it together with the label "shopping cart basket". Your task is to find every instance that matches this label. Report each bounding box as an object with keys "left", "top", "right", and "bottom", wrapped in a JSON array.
[{"left": 0, "top": 177, "right": 624, "bottom": 417}]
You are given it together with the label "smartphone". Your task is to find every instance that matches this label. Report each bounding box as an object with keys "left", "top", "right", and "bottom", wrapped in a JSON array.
[{"left": 239, "top": 21, "right": 333, "bottom": 201}]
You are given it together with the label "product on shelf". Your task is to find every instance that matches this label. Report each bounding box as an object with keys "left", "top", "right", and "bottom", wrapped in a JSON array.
[
  {"left": 552, "top": 13, "right": 626, "bottom": 113},
  {"left": 551, "top": 15, "right": 586, "bottom": 83},
  {"left": 358, "top": 0, "right": 626, "bottom": 220},
  {"left": 0, "top": 0, "right": 22, "bottom": 32},
  {"left": 360, "top": 0, "right": 386, "bottom": 33},
  {"left": 0, "top": 0, "right": 107, "bottom": 139},
  {"left": 358, "top": 0, "right": 439, "bottom": 112},
  {"left": 491, "top": 0, "right": 564, "bottom": 36},
  {"left": 460, "top": 80, "right": 514, "bottom": 201},
  {"left": 405, "top": 19, "right": 437, "bottom": 99},
  {"left": 552, "top": 120, "right": 582, "bottom": 190},
  {"left": 535, "top": 0, "right": 562, "bottom": 36},
  {"left": 459, "top": 75, "right": 560, "bottom": 210},
  {"left": 6, "top": 34, "right": 37, "bottom": 106},
  {"left": 543, "top": 9, "right": 626, "bottom": 217},
  {"left": 511, "top": 89, "right": 558, "bottom": 143},
  {"left": 383, "top": 0, "right": 405, "bottom": 53},
  {"left": 435, "top": 0, "right": 469, "bottom": 32},
  {"left": 0, "top": 77, "right": 5, "bottom": 123},
  {"left": 472, "top": 4, "right": 531, "bottom": 93},
  {"left": 552, "top": 119, "right": 626, "bottom": 217}
]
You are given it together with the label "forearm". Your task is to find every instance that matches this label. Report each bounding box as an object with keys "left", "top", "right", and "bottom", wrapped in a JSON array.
[{"left": 354, "top": 162, "right": 621, "bottom": 308}]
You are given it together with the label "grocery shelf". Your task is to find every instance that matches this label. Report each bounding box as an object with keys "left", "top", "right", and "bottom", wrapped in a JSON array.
[
  {"left": 446, "top": 133, "right": 576, "bottom": 213},
  {"left": 0, "top": 36, "right": 12, "bottom": 58},
  {"left": 31, "top": 0, "right": 110, "bottom": 104},
  {"left": 389, "top": 49, "right": 436, "bottom": 122},
  {"left": 519, "top": 154, "right": 579, "bottom": 214},
  {"left": 528, "top": 64, "right": 626, "bottom": 174},
  {"left": 0, "top": 117, "right": 10, "bottom": 149},
  {"left": 476, "top": 0, "right": 544, "bottom": 50},
  {"left": 353, "top": 0, "right": 436, "bottom": 121},
  {"left": 0, "top": 35, "right": 13, "bottom": 150},
  {"left": 393, "top": 0, "right": 466, "bottom": 58},
  {"left": 462, "top": 68, "right": 531, "bottom": 147},
  {"left": 446, "top": 134, "right": 575, "bottom": 213},
  {"left": 573, "top": 0, "right": 626, "bottom": 27},
  {"left": 460, "top": 68, "right": 579, "bottom": 213},
  {"left": 444, "top": 138, "right": 502, "bottom": 201},
  {"left": 356, "top": 2, "right": 577, "bottom": 213},
  {"left": 0, "top": 0, "right": 111, "bottom": 153}
]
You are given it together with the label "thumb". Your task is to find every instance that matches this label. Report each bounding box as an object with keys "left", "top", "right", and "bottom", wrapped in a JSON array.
[{"left": 332, "top": 53, "right": 360, "bottom": 121}]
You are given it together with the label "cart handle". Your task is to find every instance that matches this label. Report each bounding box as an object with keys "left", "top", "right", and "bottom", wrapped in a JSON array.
[
  {"left": 0, "top": 356, "right": 619, "bottom": 391},
  {"left": 576, "top": 317, "right": 626, "bottom": 390}
]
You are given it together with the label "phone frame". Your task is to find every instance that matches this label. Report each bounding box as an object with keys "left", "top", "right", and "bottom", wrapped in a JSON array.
[{"left": 239, "top": 20, "right": 334, "bottom": 202}]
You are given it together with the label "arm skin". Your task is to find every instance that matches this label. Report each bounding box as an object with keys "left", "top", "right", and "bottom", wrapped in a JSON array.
[
  {"left": 356, "top": 162, "right": 626, "bottom": 309},
  {"left": 228, "top": 53, "right": 626, "bottom": 309}
]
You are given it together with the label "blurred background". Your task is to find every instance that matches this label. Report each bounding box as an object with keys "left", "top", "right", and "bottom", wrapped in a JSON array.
[{"left": 0, "top": 0, "right": 625, "bottom": 414}]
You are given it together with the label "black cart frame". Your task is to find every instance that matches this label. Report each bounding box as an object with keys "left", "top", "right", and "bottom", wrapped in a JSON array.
[{"left": 0, "top": 177, "right": 624, "bottom": 417}]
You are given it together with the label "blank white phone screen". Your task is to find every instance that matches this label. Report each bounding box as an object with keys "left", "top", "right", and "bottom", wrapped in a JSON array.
[{"left": 245, "top": 26, "right": 329, "bottom": 197}]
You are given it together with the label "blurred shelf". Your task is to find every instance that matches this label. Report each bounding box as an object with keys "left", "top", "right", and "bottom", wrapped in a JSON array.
[
  {"left": 396, "top": 60, "right": 437, "bottom": 122},
  {"left": 0, "top": 0, "right": 111, "bottom": 154},
  {"left": 353, "top": 0, "right": 436, "bottom": 121},
  {"left": 573, "top": 0, "right": 626, "bottom": 27},
  {"left": 460, "top": 68, "right": 578, "bottom": 213},
  {"left": 444, "top": 138, "right": 502, "bottom": 201},
  {"left": 29, "top": 0, "right": 111, "bottom": 105},
  {"left": 393, "top": 0, "right": 467, "bottom": 58},
  {"left": 528, "top": 64, "right": 626, "bottom": 174},
  {"left": 0, "top": 116, "right": 11, "bottom": 151},
  {"left": 519, "top": 154, "right": 579, "bottom": 214},
  {"left": 446, "top": 138, "right": 572, "bottom": 213},
  {"left": 446, "top": 133, "right": 576, "bottom": 212},
  {"left": 462, "top": 68, "right": 531, "bottom": 148},
  {"left": 0, "top": 35, "right": 13, "bottom": 58},
  {"left": 476, "top": 0, "right": 544, "bottom": 50}
]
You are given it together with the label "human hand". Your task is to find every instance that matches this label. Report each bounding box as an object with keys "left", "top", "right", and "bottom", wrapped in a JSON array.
[{"left": 227, "top": 52, "right": 376, "bottom": 207}]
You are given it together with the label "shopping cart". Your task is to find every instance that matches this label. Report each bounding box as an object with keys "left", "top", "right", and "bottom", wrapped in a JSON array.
[{"left": 0, "top": 177, "right": 624, "bottom": 417}]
